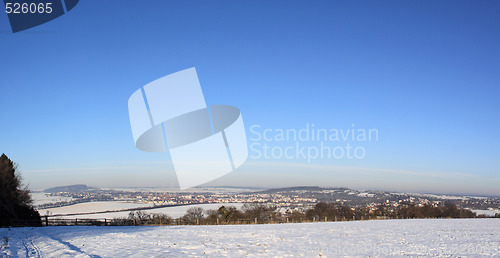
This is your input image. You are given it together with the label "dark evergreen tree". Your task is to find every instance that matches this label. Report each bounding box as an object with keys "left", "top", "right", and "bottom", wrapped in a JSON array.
[{"left": 0, "top": 153, "right": 41, "bottom": 227}]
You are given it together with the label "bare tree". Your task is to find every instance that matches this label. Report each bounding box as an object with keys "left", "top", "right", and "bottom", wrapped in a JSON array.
[{"left": 181, "top": 207, "right": 205, "bottom": 224}]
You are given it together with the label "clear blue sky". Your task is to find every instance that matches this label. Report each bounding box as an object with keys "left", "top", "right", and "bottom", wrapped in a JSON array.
[{"left": 1, "top": 1, "right": 499, "bottom": 195}]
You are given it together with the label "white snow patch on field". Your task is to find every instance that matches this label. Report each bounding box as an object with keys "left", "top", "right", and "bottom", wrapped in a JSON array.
[
  {"left": 39, "top": 202, "right": 243, "bottom": 219},
  {"left": 31, "top": 193, "right": 73, "bottom": 206},
  {"left": 1, "top": 219, "right": 498, "bottom": 257},
  {"left": 473, "top": 209, "right": 500, "bottom": 217},
  {"left": 38, "top": 201, "right": 153, "bottom": 216}
]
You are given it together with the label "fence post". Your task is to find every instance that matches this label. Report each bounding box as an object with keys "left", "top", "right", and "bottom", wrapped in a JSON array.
[
  {"left": 325, "top": 217, "right": 327, "bottom": 222},
  {"left": 196, "top": 218, "right": 199, "bottom": 225},
  {"left": 45, "top": 216, "right": 48, "bottom": 226},
  {"left": 254, "top": 217, "right": 257, "bottom": 224},
  {"left": 286, "top": 217, "right": 289, "bottom": 224},
  {"left": 217, "top": 218, "right": 219, "bottom": 225}
]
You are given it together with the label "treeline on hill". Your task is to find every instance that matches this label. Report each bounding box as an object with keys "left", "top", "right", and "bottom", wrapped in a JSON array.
[
  {"left": 0, "top": 154, "right": 41, "bottom": 227},
  {"left": 119, "top": 201, "right": 479, "bottom": 226},
  {"left": 306, "top": 201, "right": 477, "bottom": 221}
]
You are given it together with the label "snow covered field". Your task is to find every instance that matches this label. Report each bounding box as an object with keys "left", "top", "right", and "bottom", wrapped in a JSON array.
[
  {"left": 31, "top": 193, "right": 73, "bottom": 207},
  {"left": 38, "top": 201, "right": 154, "bottom": 217},
  {"left": 1, "top": 219, "right": 498, "bottom": 257},
  {"left": 473, "top": 209, "right": 500, "bottom": 217},
  {"left": 38, "top": 203, "right": 244, "bottom": 219}
]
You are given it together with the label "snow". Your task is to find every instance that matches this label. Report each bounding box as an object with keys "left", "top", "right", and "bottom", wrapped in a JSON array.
[
  {"left": 38, "top": 203, "right": 244, "bottom": 219},
  {"left": 1, "top": 219, "right": 498, "bottom": 257},
  {"left": 473, "top": 209, "right": 500, "bottom": 217},
  {"left": 38, "top": 201, "right": 153, "bottom": 217},
  {"left": 31, "top": 193, "right": 73, "bottom": 206},
  {"left": 397, "top": 192, "right": 490, "bottom": 201},
  {"left": 357, "top": 192, "right": 376, "bottom": 198}
]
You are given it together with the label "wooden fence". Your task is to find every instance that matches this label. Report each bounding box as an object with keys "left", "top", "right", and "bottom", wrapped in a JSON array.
[
  {"left": 9, "top": 216, "right": 468, "bottom": 227},
  {"left": 29, "top": 215, "right": 393, "bottom": 227}
]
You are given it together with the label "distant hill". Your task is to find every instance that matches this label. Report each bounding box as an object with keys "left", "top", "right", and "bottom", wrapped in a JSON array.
[
  {"left": 44, "top": 184, "right": 97, "bottom": 193},
  {"left": 255, "top": 186, "right": 349, "bottom": 194}
]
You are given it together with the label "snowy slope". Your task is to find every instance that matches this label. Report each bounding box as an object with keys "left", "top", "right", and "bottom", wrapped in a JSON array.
[
  {"left": 39, "top": 203, "right": 244, "bottom": 219},
  {"left": 1, "top": 219, "right": 498, "bottom": 257},
  {"left": 38, "top": 201, "right": 153, "bottom": 216}
]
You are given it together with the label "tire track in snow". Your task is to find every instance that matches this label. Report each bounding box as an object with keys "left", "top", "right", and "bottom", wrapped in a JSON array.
[
  {"left": 21, "top": 238, "right": 41, "bottom": 258},
  {"left": 40, "top": 232, "right": 101, "bottom": 258}
]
